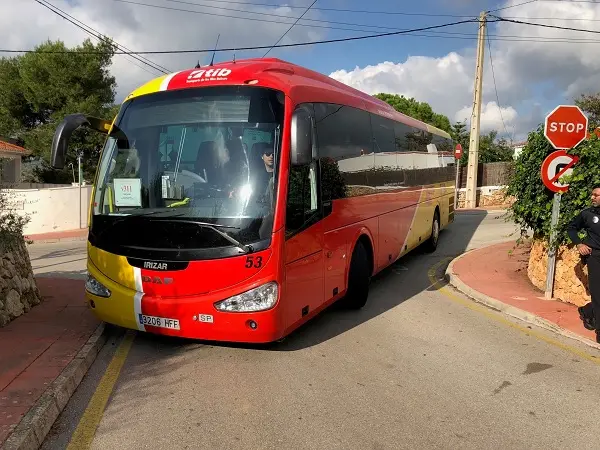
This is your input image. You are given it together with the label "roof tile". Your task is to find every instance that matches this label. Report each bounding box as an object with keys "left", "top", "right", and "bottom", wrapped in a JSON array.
[{"left": 0, "top": 140, "right": 30, "bottom": 155}]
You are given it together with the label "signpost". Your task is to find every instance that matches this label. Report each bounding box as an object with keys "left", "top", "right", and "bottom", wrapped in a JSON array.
[
  {"left": 454, "top": 143, "right": 463, "bottom": 211},
  {"left": 542, "top": 105, "right": 587, "bottom": 299}
]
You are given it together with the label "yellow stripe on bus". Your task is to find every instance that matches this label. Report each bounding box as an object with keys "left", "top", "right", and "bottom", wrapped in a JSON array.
[{"left": 124, "top": 75, "right": 168, "bottom": 101}]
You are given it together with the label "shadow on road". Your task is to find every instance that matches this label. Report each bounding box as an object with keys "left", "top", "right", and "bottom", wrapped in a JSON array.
[
  {"left": 28, "top": 247, "right": 86, "bottom": 261},
  {"left": 273, "top": 212, "right": 492, "bottom": 351}
]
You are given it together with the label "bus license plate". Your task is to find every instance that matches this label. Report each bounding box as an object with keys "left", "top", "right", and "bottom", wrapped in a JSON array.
[{"left": 139, "top": 314, "right": 180, "bottom": 330}]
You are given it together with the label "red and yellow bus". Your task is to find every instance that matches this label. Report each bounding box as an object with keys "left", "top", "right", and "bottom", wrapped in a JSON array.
[{"left": 50, "top": 58, "right": 455, "bottom": 343}]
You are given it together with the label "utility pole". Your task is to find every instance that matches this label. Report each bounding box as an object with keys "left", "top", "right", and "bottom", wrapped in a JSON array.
[
  {"left": 464, "top": 12, "right": 487, "bottom": 209},
  {"left": 77, "top": 151, "right": 83, "bottom": 229}
]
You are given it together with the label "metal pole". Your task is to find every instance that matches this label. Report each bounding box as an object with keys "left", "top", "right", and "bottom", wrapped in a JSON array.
[
  {"left": 545, "top": 192, "right": 561, "bottom": 299},
  {"left": 455, "top": 160, "right": 461, "bottom": 210},
  {"left": 78, "top": 152, "right": 82, "bottom": 229},
  {"left": 465, "top": 12, "right": 487, "bottom": 209}
]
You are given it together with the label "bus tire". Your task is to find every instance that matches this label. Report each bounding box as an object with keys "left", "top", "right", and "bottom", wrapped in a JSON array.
[
  {"left": 424, "top": 209, "right": 440, "bottom": 253},
  {"left": 342, "top": 240, "right": 371, "bottom": 310}
]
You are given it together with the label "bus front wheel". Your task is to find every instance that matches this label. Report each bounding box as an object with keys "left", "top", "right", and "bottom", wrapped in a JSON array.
[
  {"left": 424, "top": 209, "right": 440, "bottom": 253},
  {"left": 342, "top": 240, "right": 370, "bottom": 310}
]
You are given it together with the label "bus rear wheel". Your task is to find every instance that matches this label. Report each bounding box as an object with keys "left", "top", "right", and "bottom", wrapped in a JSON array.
[
  {"left": 424, "top": 209, "right": 440, "bottom": 253},
  {"left": 341, "top": 240, "right": 370, "bottom": 310}
]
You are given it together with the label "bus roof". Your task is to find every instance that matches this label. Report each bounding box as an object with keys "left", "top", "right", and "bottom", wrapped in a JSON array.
[{"left": 125, "top": 57, "right": 452, "bottom": 140}]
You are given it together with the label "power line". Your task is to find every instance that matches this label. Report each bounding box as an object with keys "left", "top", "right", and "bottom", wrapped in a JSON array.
[
  {"left": 34, "top": 0, "right": 170, "bottom": 74},
  {"left": 485, "top": 26, "right": 514, "bottom": 144},
  {"left": 487, "top": 0, "right": 538, "bottom": 13},
  {"left": 111, "top": 0, "right": 482, "bottom": 33},
  {"left": 157, "top": 0, "right": 477, "bottom": 17},
  {"left": 491, "top": 14, "right": 600, "bottom": 34},
  {"left": 0, "top": 18, "right": 482, "bottom": 55},
  {"left": 6, "top": 25, "right": 600, "bottom": 59},
  {"left": 263, "top": 0, "right": 318, "bottom": 57},
  {"left": 35, "top": 0, "right": 169, "bottom": 74},
  {"left": 503, "top": 15, "right": 600, "bottom": 21}
]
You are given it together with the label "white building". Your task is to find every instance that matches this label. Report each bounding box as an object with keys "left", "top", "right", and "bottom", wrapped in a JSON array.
[
  {"left": 511, "top": 141, "right": 527, "bottom": 159},
  {"left": 0, "top": 139, "right": 30, "bottom": 183}
]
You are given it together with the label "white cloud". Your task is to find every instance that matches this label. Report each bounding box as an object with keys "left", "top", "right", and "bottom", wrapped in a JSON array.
[
  {"left": 454, "top": 101, "right": 518, "bottom": 137},
  {"left": 329, "top": 0, "right": 600, "bottom": 141},
  {"left": 0, "top": 0, "right": 325, "bottom": 101},
  {"left": 4, "top": 0, "right": 600, "bottom": 144},
  {"left": 329, "top": 53, "right": 474, "bottom": 122}
]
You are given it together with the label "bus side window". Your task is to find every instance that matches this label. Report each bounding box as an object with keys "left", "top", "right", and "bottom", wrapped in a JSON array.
[
  {"left": 286, "top": 105, "right": 319, "bottom": 237},
  {"left": 286, "top": 160, "right": 319, "bottom": 236}
]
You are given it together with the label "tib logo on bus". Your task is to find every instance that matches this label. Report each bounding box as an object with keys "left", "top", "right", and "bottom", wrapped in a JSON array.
[{"left": 187, "top": 68, "right": 232, "bottom": 84}]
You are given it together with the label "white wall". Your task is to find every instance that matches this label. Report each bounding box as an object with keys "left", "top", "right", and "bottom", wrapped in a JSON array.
[{"left": 6, "top": 185, "right": 93, "bottom": 235}]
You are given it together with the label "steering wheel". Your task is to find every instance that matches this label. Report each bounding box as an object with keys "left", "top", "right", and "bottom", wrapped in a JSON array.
[{"left": 181, "top": 169, "right": 206, "bottom": 183}]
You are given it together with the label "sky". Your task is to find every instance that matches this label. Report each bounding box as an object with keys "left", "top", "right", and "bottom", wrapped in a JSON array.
[{"left": 2, "top": 0, "right": 600, "bottom": 143}]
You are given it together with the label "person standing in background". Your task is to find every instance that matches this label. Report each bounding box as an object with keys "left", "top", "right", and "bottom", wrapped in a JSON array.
[{"left": 567, "top": 185, "right": 600, "bottom": 343}]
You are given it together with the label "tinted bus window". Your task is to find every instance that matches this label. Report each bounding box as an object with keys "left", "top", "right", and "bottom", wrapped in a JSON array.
[
  {"left": 314, "top": 103, "right": 373, "bottom": 199},
  {"left": 393, "top": 122, "right": 410, "bottom": 153},
  {"left": 314, "top": 103, "right": 373, "bottom": 159},
  {"left": 407, "top": 128, "right": 432, "bottom": 153},
  {"left": 371, "top": 114, "right": 396, "bottom": 154}
]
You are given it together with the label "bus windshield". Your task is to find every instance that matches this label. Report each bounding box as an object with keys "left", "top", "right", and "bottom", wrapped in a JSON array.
[{"left": 90, "top": 86, "right": 285, "bottom": 259}]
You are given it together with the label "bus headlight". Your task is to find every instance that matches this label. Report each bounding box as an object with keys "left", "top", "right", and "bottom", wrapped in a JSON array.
[
  {"left": 85, "top": 274, "right": 111, "bottom": 298},
  {"left": 214, "top": 282, "right": 278, "bottom": 312}
]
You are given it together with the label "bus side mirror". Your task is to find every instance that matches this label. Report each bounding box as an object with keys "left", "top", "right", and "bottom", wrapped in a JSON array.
[
  {"left": 291, "top": 108, "right": 313, "bottom": 166},
  {"left": 50, "top": 113, "right": 112, "bottom": 169}
]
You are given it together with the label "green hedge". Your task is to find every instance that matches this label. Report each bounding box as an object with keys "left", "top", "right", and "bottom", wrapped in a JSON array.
[{"left": 506, "top": 125, "right": 600, "bottom": 246}]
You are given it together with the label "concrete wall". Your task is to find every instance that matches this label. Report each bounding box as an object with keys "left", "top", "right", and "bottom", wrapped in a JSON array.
[{"left": 6, "top": 185, "right": 92, "bottom": 235}]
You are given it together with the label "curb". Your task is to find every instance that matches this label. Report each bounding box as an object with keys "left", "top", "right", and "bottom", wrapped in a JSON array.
[
  {"left": 26, "top": 236, "right": 88, "bottom": 245},
  {"left": 1, "top": 323, "right": 108, "bottom": 450},
  {"left": 455, "top": 209, "right": 508, "bottom": 215},
  {"left": 445, "top": 250, "right": 600, "bottom": 352}
]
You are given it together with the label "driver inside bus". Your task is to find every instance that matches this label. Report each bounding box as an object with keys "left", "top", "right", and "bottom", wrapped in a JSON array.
[
  {"left": 226, "top": 142, "right": 274, "bottom": 205},
  {"left": 253, "top": 143, "right": 275, "bottom": 204}
]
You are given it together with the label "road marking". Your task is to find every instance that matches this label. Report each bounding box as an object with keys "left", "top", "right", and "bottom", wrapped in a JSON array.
[
  {"left": 67, "top": 330, "right": 136, "bottom": 449},
  {"left": 428, "top": 258, "right": 600, "bottom": 365}
]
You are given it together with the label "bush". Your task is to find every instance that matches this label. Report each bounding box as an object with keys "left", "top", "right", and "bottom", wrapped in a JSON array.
[
  {"left": 0, "top": 187, "right": 30, "bottom": 249},
  {"left": 506, "top": 125, "right": 600, "bottom": 246}
]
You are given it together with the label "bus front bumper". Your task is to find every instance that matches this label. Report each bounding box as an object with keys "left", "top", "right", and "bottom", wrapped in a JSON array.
[{"left": 85, "top": 288, "right": 284, "bottom": 344}]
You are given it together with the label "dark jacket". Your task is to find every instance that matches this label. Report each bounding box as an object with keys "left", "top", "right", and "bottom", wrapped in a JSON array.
[{"left": 567, "top": 206, "right": 600, "bottom": 251}]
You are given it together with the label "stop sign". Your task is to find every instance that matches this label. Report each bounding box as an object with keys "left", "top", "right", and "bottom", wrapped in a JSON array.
[
  {"left": 544, "top": 105, "right": 588, "bottom": 149},
  {"left": 454, "top": 143, "right": 463, "bottom": 159}
]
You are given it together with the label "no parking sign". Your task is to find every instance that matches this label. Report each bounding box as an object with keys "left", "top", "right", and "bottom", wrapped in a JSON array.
[{"left": 540, "top": 150, "right": 579, "bottom": 193}]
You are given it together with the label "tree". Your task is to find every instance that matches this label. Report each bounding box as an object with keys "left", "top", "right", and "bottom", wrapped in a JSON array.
[
  {"left": 456, "top": 130, "right": 513, "bottom": 167},
  {"left": 450, "top": 121, "right": 469, "bottom": 150},
  {"left": 0, "top": 38, "right": 117, "bottom": 183},
  {"left": 374, "top": 93, "right": 452, "bottom": 133},
  {"left": 575, "top": 93, "right": 600, "bottom": 129}
]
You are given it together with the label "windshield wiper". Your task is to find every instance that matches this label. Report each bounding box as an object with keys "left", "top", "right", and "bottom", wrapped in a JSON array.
[
  {"left": 95, "top": 210, "right": 187, "bottom": 240},
  {"left": 170, "top": 220, "right": 251, "bottom": 254},
  {"left": 97, "top": 211, "right": 251, "bottom": 253}
]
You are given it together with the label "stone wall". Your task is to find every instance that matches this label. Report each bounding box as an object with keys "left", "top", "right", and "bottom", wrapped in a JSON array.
[
  {"left": 457, "top": 186, "right": 516, "bottom": 208},
  {"left": 0, "top": 238, "right": 42, "bottom": 326},
  {"left": 527, "top": 240, "right": 590, "bottom": 307}
]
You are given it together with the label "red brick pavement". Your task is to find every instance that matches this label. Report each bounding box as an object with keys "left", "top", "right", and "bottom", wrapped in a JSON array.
[
  {"left": 451, "top": 241, "right": 596, "bottom": 343},
  {"left": 0, "top": 278, "right": 98, "bottom": 445}
]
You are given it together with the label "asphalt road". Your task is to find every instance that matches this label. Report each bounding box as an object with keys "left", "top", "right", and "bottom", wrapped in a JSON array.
[{"left": 36, "top": 211, "right": 600, "bottom": 450}]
